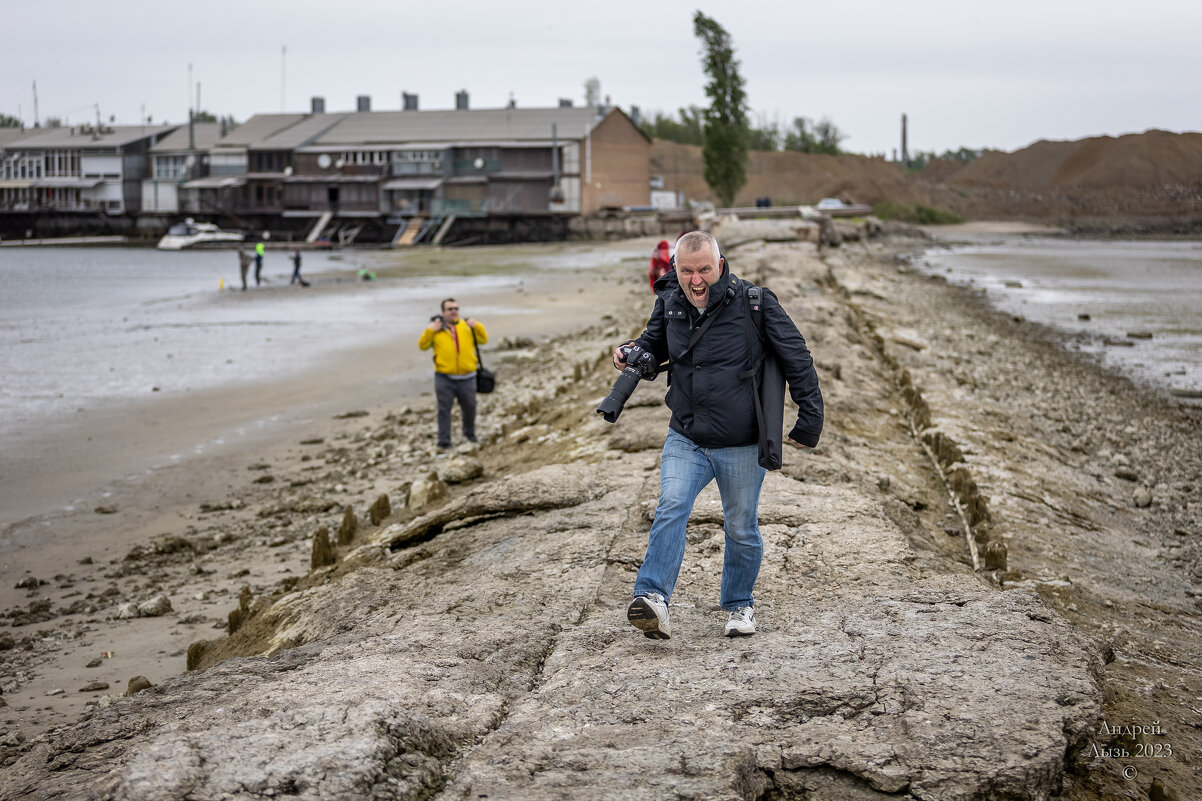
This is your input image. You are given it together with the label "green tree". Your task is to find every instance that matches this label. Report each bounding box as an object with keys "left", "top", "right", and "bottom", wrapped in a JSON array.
[
  {"left": 0, "top": 113, "right": 22, "bottom": 128},
  {"left": 748, "top": 113, "right": 782, "bottom": 151},
  {"left": 639, "top": 106, "right": 704, "bottom": 146},
  {"left": 906, "top": 147, "right": 984, "bottom": 171},
  {"left": 783, "top": 117, "right": 845, "bottom": 155},
  {"left": 693, "top": 11, "right": 749, "bottom": 207},
  {"left": 193, "top": 110, "right": 239, "bottom": 130}
]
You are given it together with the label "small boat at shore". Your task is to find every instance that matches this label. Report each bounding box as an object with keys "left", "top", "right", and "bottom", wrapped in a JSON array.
[{"left": 156, "top": 220, "right": 244, "bottom": 251}]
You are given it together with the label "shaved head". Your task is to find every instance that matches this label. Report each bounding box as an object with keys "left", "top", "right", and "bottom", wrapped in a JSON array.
[{"left": 675, "top": 231, "right": 721, "bottom": 265}]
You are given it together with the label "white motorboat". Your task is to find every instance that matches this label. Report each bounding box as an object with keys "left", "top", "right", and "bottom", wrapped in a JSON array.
[{"left": 156, "top": 219, "right": 244, "bottom": 250}]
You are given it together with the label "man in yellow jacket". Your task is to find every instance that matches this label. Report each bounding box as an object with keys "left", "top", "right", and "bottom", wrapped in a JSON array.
[{"left": 418, "top": 298, "right": 488, "bottom": 450}]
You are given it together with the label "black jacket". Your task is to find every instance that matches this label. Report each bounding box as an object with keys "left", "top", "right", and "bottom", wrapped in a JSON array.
[{"left": 633, "top": 265, "right": 823, "bottom": 449}]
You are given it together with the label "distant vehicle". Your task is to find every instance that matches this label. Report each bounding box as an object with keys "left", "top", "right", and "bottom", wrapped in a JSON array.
[
  {"left": 156, "top": 219, "right": 244, "bottom": 251},
  {"left": 816, "top": 198, "right": 846, "bottom": 210}
]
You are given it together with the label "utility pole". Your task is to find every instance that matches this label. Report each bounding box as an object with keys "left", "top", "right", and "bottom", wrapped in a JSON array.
[
  {"left": 901, "top": 113, "right": 909, "bottom": 166},
  {"left": 32, "top": 80, "right": 39, "bottom": 127},
  {"left": 281, "top": 46, "right": 287, "bottom": 112}
]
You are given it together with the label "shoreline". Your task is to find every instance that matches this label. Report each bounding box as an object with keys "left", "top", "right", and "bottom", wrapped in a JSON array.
[
  {"left": 3, "top": 228, "right": 1200, "bottom": 798},
  {"left": 0, "top": 238, "right": 653, "bottom": 740}
]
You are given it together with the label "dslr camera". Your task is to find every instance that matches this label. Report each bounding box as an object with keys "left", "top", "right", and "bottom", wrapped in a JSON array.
[
  {"left": 597, "top": 343, "right": 659, "bottom": 423},
  {"left": 430, "top": 314, "right": 444, "bottom": 323}
]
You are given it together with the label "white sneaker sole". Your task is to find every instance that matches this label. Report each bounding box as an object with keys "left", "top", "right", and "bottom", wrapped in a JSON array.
[{"left": 627, "top": 597, "right": 670, "bottom": 640}]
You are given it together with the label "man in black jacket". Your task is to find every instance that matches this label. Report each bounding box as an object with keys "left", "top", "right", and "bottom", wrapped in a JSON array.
[{"left": 612, "top": 231, "right": 823, "bottom": 640}]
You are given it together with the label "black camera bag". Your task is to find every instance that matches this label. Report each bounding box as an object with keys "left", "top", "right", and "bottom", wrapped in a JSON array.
[
  {"left": 473, "top": 338, "right": 495, "bottom": 394},
  {"left": 740, "top": 284, "right": 786, "bottom": 470}
]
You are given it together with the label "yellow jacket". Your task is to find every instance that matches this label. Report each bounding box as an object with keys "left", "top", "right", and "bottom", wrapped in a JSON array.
[{"left": 418, "top": 319, "right": 488, "bottom": 375}]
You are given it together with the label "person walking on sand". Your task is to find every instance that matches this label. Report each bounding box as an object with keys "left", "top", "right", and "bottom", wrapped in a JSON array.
[
  {"left": 649, "top": 239, "right": 672, "bottom": 292},
  {"left": 611, "top": 230, "right": 823, "bottom": 640},
  {"left": 290, "top": 249, "right": 309, "bottom": 287},
  {"left": 254, "top": 241, "right": 266, "bottom": 286},
  {"left": 418, "top": 298, "right": 488, "bottom": 450},
  {"left": 236, "top": 247, "right": 252, "bottom": 291}
]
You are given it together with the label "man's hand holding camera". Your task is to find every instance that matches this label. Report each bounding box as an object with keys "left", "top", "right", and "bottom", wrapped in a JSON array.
[{"left": 612, "top": 341, "right": 636, "bottom": 370}]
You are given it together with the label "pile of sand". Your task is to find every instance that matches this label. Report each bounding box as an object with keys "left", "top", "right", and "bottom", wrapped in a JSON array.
[
  {"left": 653, "top": 129, "right": 1202, "bottom": 228},
  {"left": 937, "top": 130, "right": 1202, "bottom": 190},
  {"left": 652, "top": 140, "right": 944, "bottom": 209}
]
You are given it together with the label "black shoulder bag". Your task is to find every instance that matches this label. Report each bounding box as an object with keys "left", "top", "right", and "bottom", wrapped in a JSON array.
[
  {"left": 473, "top": 333, "right": 495, "bottom": 394},
  {"left": 739, "top": 284, "right": 786, "bottom": 470}
]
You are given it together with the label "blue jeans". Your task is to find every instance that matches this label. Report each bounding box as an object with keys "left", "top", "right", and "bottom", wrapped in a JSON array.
[{"left": 634, "top": 429, "right": 766, "bottom": 610}]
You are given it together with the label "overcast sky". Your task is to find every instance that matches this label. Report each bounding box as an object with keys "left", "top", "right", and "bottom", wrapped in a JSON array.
[{"left": 3, "top": 0, "right": 1199, "bottom": 156}]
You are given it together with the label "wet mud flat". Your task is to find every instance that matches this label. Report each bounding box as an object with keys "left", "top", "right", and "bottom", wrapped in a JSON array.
[{"left": 2, "top": 230, "right": 1200, "bottom": 800}]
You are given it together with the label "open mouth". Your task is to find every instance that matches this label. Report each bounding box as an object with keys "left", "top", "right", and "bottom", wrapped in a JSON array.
[{"left": 690, "top": 285, "right": 707, "bottom": 300}]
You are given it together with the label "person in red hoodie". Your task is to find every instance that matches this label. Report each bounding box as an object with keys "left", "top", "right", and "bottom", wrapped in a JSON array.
[{"left": 648, "top": 239, "right": 672, "bottom": 292}]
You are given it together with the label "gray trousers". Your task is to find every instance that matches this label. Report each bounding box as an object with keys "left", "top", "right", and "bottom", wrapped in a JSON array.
[{"left": 435, "top": 373, "right": 477, "bottom": 447}]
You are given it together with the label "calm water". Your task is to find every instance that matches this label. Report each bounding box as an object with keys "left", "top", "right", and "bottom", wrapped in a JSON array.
[
  {"left": 918, "top": 238, "right": 1202, "bottom": 400},
  {"left": 0, "top": 246, "right": 529, "bottom": 454}
]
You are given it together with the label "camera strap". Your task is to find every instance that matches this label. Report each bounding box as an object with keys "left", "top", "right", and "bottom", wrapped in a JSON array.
[{"left": 669, "top": 303, "right": 724, "bottom": 367}]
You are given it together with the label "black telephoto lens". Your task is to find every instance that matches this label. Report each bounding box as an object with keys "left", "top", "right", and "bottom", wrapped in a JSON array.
[{"left": 596, "top": 368, "right": 643, "bottom": 423}]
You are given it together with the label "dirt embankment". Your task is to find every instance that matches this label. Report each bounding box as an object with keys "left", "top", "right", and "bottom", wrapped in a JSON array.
[
  {"left": 3, "top": 228, "right": 1200, "bottom": 800},
  {"left": 653, "top": 129, "right": 1202, "bottom": 232}
]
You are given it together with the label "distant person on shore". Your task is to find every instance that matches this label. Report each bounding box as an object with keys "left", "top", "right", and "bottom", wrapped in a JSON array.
[
  {"left": 418, "top": 298, "right": 488, "bottom": 451},
  {"left": 648, "top": 239, "right": 672, "bottom": 292},
  {"left": 290, "top": 249, "right": 309, "bottom": 287},
  {"left": 611, "top": 230, "right": 822, "bottom": 641},
  {"left": 236, "top": 248, "right": 252, "bottom": 291},
  {"left": 254, "top": 241, "right": 265, "bottom": 286}
]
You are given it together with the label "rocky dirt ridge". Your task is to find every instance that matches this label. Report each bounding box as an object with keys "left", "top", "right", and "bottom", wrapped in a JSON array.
[
  {"left": 3, "top": 232, "right": 1167, "bottom": 800},
  {"left": 824, "top": 240, "right": 1202, "bottom": 799}
]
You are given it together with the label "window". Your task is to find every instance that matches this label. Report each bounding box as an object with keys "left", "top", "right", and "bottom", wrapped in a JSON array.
[
  {"left": 45, "top": 150, "right": 80, "bottom": 178},
  {"left": 155, "top": 155, "right": 189, "bottom": 179}
]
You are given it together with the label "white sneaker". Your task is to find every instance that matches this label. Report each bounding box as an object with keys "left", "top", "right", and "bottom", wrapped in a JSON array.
[
  {"left": 627, "top": 593, "right": 671, "bottom": 640},
  {"left": 724, "top": 606, "right": 756, "bottom": 637}
]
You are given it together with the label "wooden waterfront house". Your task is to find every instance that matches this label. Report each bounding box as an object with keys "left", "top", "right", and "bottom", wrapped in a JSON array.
[
  {"left": 293, "top": 104, "right": 651, "bottom": 220},
  {"left": 141, "top": 122, "right": 224, "bottom": 214},
  {"left": 0, "top": 124, "right": 176, "bottom": 215}
]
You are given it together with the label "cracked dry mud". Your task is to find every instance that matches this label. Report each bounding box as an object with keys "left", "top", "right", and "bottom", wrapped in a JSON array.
[{"left": 3, "top": 229, "right": 1200, "bottom": 800}]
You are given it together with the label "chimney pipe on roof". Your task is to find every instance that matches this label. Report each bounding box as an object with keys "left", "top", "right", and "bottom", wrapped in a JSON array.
[
  {"left": 311, "top": 96, "right": 326, "bottom": 114},
  {"left": 455, "top": 90, "right": 469, "bottom": 110},
  {"left": 558, "top": 98, "right": 573, "bottom": 108},
  {"left": 402, "top": 92, "right": 418, "bottom": 111},
  {"left": 357, "top": 95, "right": 371, "bottom": 112}
]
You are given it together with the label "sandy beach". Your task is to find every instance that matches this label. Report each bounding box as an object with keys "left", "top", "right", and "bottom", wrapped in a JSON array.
[
  {"left": 0, "top": 237, "right": 652, "bottom": 737},
  {"left": 2, "top": 227, "right": 1200, "bottom": 799}
]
